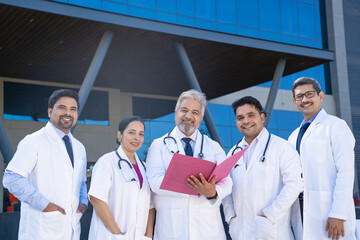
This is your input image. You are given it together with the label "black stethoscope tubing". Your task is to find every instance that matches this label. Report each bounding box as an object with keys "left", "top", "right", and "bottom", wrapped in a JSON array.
[
  {"left": 233, "top": 133, "right": 272, "bottom": 168},
  {"left": 163, "top": 129, "right": 204, "bottom": 159},
  {"left": 114, "top": 149, "right": 146, "bottom": 182}
]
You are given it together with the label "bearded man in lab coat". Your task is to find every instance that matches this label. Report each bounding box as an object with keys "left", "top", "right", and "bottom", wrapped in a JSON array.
[
  {"left": 223, "top": 96, "right": 303, "bottom": 240},
  {"left": 146, "top": 89, "right": 232, "bottom": 240},
  {"left": 288, "top": 77, "right": 356, "bottom": 240},
  {"left": 3, "top": 89, "right": 88, "bottom": 240}
]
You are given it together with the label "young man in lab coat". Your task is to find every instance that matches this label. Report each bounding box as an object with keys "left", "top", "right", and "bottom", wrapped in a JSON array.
[
  {"left": 146, "top": 89, "right": 232, "bottom": 240},
  {"left": 289, "top": 77, "right": 356, "bottom": 240},
  {"left": 222, "top": 96, "right": 303, "bottom": 240},
  {"left": 3, "top": 89, "right": 88, "bottom": 240}
]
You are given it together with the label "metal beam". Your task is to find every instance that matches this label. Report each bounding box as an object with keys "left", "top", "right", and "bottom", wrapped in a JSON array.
[
  {"left": 174, "top": 42, "right": 223, "bottom": 147},
  {"left": 77, "top": 30, "right": 114, "bottom": 118},
  {"left": 0, "top": 120, "right": 14, "bottom": 164},
  {"left": 264, "top": 58, "right": 286, "bottom": 128}
]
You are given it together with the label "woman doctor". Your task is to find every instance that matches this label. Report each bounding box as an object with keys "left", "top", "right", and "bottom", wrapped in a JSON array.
[{"left": 88, "top": 116, "right": 154, "bottom": 240}]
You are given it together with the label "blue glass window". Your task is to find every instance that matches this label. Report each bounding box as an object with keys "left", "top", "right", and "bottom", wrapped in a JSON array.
[
  {"left": 102, "top": 1, "right": 127, "bottom": 14},
  {"left": 208, "top": 104, "right": 231, "bottom": 126},
  {"left": 129, "top": 0, "right": 156, "bottom": 9},
  {"left": 157, "top": 12, "right": 177, "bottom": 24},
  {"left": 196, "top": 19, "right": 217, "bottom": 31},
  {"left": 281, "top": 0, "right": 299, "bottom": 36},
  {"left": 217, "top": 0, "right": 237, "bottom": 25},
  {"left": 298, "top": 2, "right": 316, "bottom": 39},
  {"left": 177, "top": 16, "right": 196, "bottom": 27},
  {"left": 177, "top": 0, "right": 195, "bottom": 17},
  {"left": 129, "top": 6, "right": 157, "bottom": 20},
  {"left": 259, "top": 0, "right": 281, "bottom": 32},
  {"left": 218, "top": 23, "right": 238, "bottom": 35},
  {"left": 157, "top": 0, "right": 176, "bottom": 13},
  {"left": 237, "top": 0, "right": 259, "bottom": 29},
  {"left": 196, "top": 0, "right": 216, "bottom": 21}
]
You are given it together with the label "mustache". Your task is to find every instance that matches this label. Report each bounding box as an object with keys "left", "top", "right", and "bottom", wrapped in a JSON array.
[
  {"left": 181, "top": 117, "right": 195, "bottom": 123},
  {"left": 300, "top": 101, "right": 312, "bottom": 107},
  {"left": 60, "top": 115, "right": 74, "bottom": 121}
]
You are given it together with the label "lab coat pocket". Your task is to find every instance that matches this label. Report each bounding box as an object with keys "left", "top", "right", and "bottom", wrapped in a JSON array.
[
  {"left": 253, "top": 215, "right": 276, "bottom": 240},
  {"left": 308, "top": 190, "right": 331, "bottom": 219},
  {"left": 200, "top": 208, "right": 220, "bottom": 237},
  {"left": 39, "top": 211, "right": 65, "bottom": 239},
  {"left": 111, "top": 233, "right": 127, "bottom": 240},
  {"left": 159, "top": 209, "right": 182, "bottom": 238}
]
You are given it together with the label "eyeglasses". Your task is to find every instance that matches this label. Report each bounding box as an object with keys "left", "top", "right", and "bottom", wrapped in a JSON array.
[{"left": 294, "top": 90, "right": 318, "bottom": 101}]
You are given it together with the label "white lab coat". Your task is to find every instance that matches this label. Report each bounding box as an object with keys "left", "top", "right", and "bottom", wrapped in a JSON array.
[
  {"left": 288, "top": 109, "right": 356, "bottom": 239},
  {"left": 5, "top": 122, "right": 87, "bottom": 240},
  {"left": 146, "top": 126, "right": 232, "bottom": 240},
  {"left": 88, "top": 145, "right": 152, "bottom": 240},
  {"left": 223, "top": 128, "right": 303, "bottom": 240}
]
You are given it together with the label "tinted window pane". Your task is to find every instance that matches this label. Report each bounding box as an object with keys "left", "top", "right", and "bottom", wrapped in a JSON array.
[
  {"left": 132, "top": 96, "right": 176, "bottom": 120},
  {"left": 129, "top": 6, "right": 157, "bottom": 20},
  {"left": 196, "top": 19, "right": 217, "bottom": 31},
  {"left": 4, "top": 82, "right": 109, "bottom": 125},
  {"left": 177, "top": 0, "right": 195, "bottom": 17},
  {"left": 281, "top": 0, "right": 299, "bottom": 36},
  {"left": 237, "top": 0, "right": 259, "bottom": 29},
  {"left": 208, "top": 104, "right": 231, "bottom": 125},
  {"left": 218, "top": 23, "right": 238, "bottom": 34},
  {"left": 177, "top": 15, "right": 196, "bottom": 27},
  {"left": 102, "top": 1, "right": 127, "bottom": 14},
  {"left": 217, "top": 0, "right": 237, "bottom": 24},
  {"left": 196, "top": 0, "right": 216, "bottom": 21},
  {"left": 157, "top": 12, "right": 177, "bottom": 24},
  {"left": 157, "top": 0, "right": 176, "bottom": 13},
  {"left": 298, "top": 2, "right": 316, "bottom": 38},
  {"left": 129, "top": 0, "right": 156, "bottom": 9},
  {"left": 259, "top": 0, "right": 281, "bottom": 32}
]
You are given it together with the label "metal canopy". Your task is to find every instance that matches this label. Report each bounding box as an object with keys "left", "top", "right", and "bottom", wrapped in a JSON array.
[{"left": 0, "top": 3, "right": 333, "bottom": 99}]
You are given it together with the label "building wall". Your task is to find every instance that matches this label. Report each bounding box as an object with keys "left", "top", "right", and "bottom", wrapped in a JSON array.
[{"left": 344, "top": 0, "right": 360, "bottom": 192}]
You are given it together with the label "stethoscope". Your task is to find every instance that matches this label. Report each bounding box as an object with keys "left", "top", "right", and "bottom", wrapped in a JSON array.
[
  {"left": 114, "top": 149, "right": 146, "bottom": 182},
  {"left": 163, "top": 129, "right": 205, "bottom": 159},
  {"left": 233, "top": 133, "right": 272, "bottom": 168}
]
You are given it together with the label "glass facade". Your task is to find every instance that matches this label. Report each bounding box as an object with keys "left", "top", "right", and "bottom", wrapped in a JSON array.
[
  {"left": 52, "top": 0, "right": 327, "bottom": 49},
  {"left": 132, "top": 96, "right": 303, "bottom": 160},
  {"left": 3, "top": 82, "right": 109, "bottom": 125}
]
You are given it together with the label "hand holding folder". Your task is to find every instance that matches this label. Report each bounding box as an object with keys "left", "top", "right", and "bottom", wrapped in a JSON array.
[{"left": 160, "top": 148, "right": 247, "bottom": 195}]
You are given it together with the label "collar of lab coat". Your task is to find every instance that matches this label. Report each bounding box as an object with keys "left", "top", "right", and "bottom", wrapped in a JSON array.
[
  {"left": 44, "top": 122, "right": 74, "bottom": 169},
  {"left": 300, "top": 109, "right": 327, "bottom": 144}
]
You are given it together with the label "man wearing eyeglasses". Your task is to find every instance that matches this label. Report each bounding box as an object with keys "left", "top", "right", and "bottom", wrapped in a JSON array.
[{"left": 288, "top": 77, "right": 356, "bottom": 240}]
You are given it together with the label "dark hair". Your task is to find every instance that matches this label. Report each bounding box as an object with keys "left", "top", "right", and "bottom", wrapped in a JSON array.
[
  {"left": 48, "top": 89, "right": 80, "bottom": 109},
  {"left": 231, "top": 96, "right": 266, "bottom": 117},
  {"left": 117, "top": 116, "right": 145, "bottom": 144},
  {"left": 292, "top": 77, "right": 321, "bottom": 96}
]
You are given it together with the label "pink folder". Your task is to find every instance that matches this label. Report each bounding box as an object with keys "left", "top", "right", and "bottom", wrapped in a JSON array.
[{"left": 160, "top": 148, "right": 247, "bottom": 195}]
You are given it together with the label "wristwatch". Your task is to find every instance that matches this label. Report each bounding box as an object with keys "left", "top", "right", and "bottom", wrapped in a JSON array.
[{"left": 206, "top": 191, "right": 218, "bottom": 200}]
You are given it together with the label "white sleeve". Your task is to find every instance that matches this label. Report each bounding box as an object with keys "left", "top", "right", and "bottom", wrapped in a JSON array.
[
  {"left": 88, "top": 158, "right": 112, "bottom": 203},
  {"left": 6, "top": 135, "right": 39, "bottom": 178},
  {"left": 146, "top": 140, "right": 185, "bottom": 197},
  {"left": 263, "top": 142, "right": 303, "bottom": 224},
  {"left": 328, "top": 120, "right": 355, "bottom": 220}
]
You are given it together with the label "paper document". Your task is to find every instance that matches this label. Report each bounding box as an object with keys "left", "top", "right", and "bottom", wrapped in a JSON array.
[{"left": 160, "top": 148, "right": 247, "bottom": 195}]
